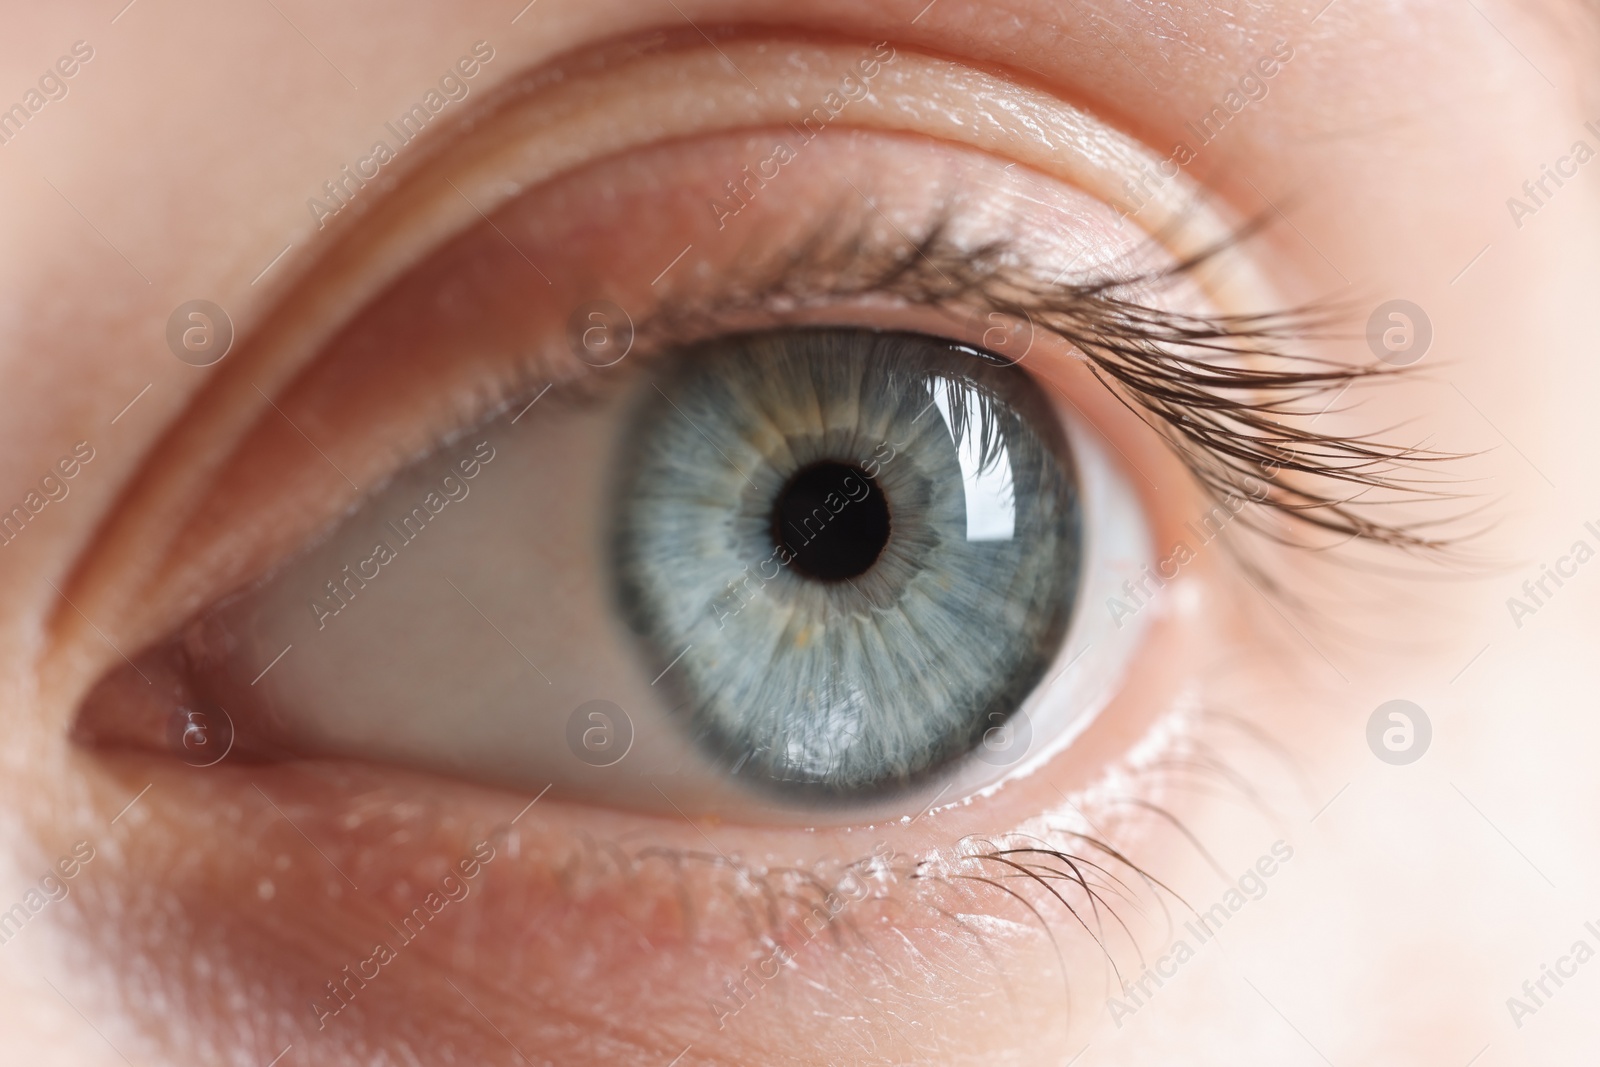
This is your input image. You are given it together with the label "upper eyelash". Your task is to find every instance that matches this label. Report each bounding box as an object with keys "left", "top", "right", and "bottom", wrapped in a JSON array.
[{"left": 599, "top": 210, "right": 1465, "bottom": 558}]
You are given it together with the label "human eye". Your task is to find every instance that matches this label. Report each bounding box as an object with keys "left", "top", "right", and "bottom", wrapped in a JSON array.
[
  {"left": 81, "top": 316, "right": 1150, "bottom": 815},
  {"left": 56, "top": 30, "right": 1440, "bottom": 1065}
]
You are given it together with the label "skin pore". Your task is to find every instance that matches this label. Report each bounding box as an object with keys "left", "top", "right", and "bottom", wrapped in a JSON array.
[{"left": 1, "top": 1, "right": 1598, "bottom": 1065}]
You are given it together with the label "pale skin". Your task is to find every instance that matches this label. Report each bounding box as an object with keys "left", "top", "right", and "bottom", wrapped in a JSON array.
[{"left": 0, "top": 1, "right": 1597, "bottom": 1064}]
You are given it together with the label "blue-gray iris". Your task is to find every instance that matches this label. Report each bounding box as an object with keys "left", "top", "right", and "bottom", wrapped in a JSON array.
[{"left": 613, "top": 329, "right": 1081, "bottom": 799}]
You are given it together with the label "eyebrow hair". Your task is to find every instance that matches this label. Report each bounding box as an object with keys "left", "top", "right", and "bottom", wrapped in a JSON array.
[{"left": 616, "top": 212, "right": 1463, "bottom": 557}]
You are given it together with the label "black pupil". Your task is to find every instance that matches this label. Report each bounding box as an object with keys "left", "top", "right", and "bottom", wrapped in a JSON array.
[{"left": 772, "top": 461, "right": 891, "bottom": 581}]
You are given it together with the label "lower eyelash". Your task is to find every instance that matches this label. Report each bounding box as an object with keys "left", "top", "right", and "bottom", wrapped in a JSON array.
[
  {"left": 494, "top": 701, "right": 1290, "bottom": 1028},
  {"left": 929, "top": 709, "right": 1299, "bottom": 999}
]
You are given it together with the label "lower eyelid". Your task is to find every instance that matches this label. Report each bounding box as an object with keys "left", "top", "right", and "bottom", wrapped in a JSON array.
[
  {"left": 75, "top": 673, "right": 1249, "bottom": 1059},
  {"left": 46, "top": 645, "right": 1265, "bottom": 1067}
]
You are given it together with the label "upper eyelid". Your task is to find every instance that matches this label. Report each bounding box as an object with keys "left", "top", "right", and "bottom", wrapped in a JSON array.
[
  {"left": 590, "top": 212, "right": 1461, "bottom": 557},
  {"left": 242, "top": 30, "right": 1252, "bottom": 385},
  {"left": 163, "top": 31, "right": 1256, "bottom": 489}
]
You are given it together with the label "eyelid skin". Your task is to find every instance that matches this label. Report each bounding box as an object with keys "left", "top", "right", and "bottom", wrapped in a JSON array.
[{"left": 51, "top": 36, "right": 1268, "bottom": 708}]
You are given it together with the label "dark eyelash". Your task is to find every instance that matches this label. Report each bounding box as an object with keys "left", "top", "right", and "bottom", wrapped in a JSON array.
[
  {"left": 564, "top": 704, "right": 1292, "bottom": 1017},
  {"left": 622, "top": 211, "right": 1464, "bottom": 557}
]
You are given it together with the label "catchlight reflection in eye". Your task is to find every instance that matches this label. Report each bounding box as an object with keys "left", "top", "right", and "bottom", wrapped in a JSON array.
[
  {"left": 613, "top": 329, "right": 1080, "bottom": 799},
  {"left": 75, "top": 325, "right": 1154, "bottom": 819}
]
